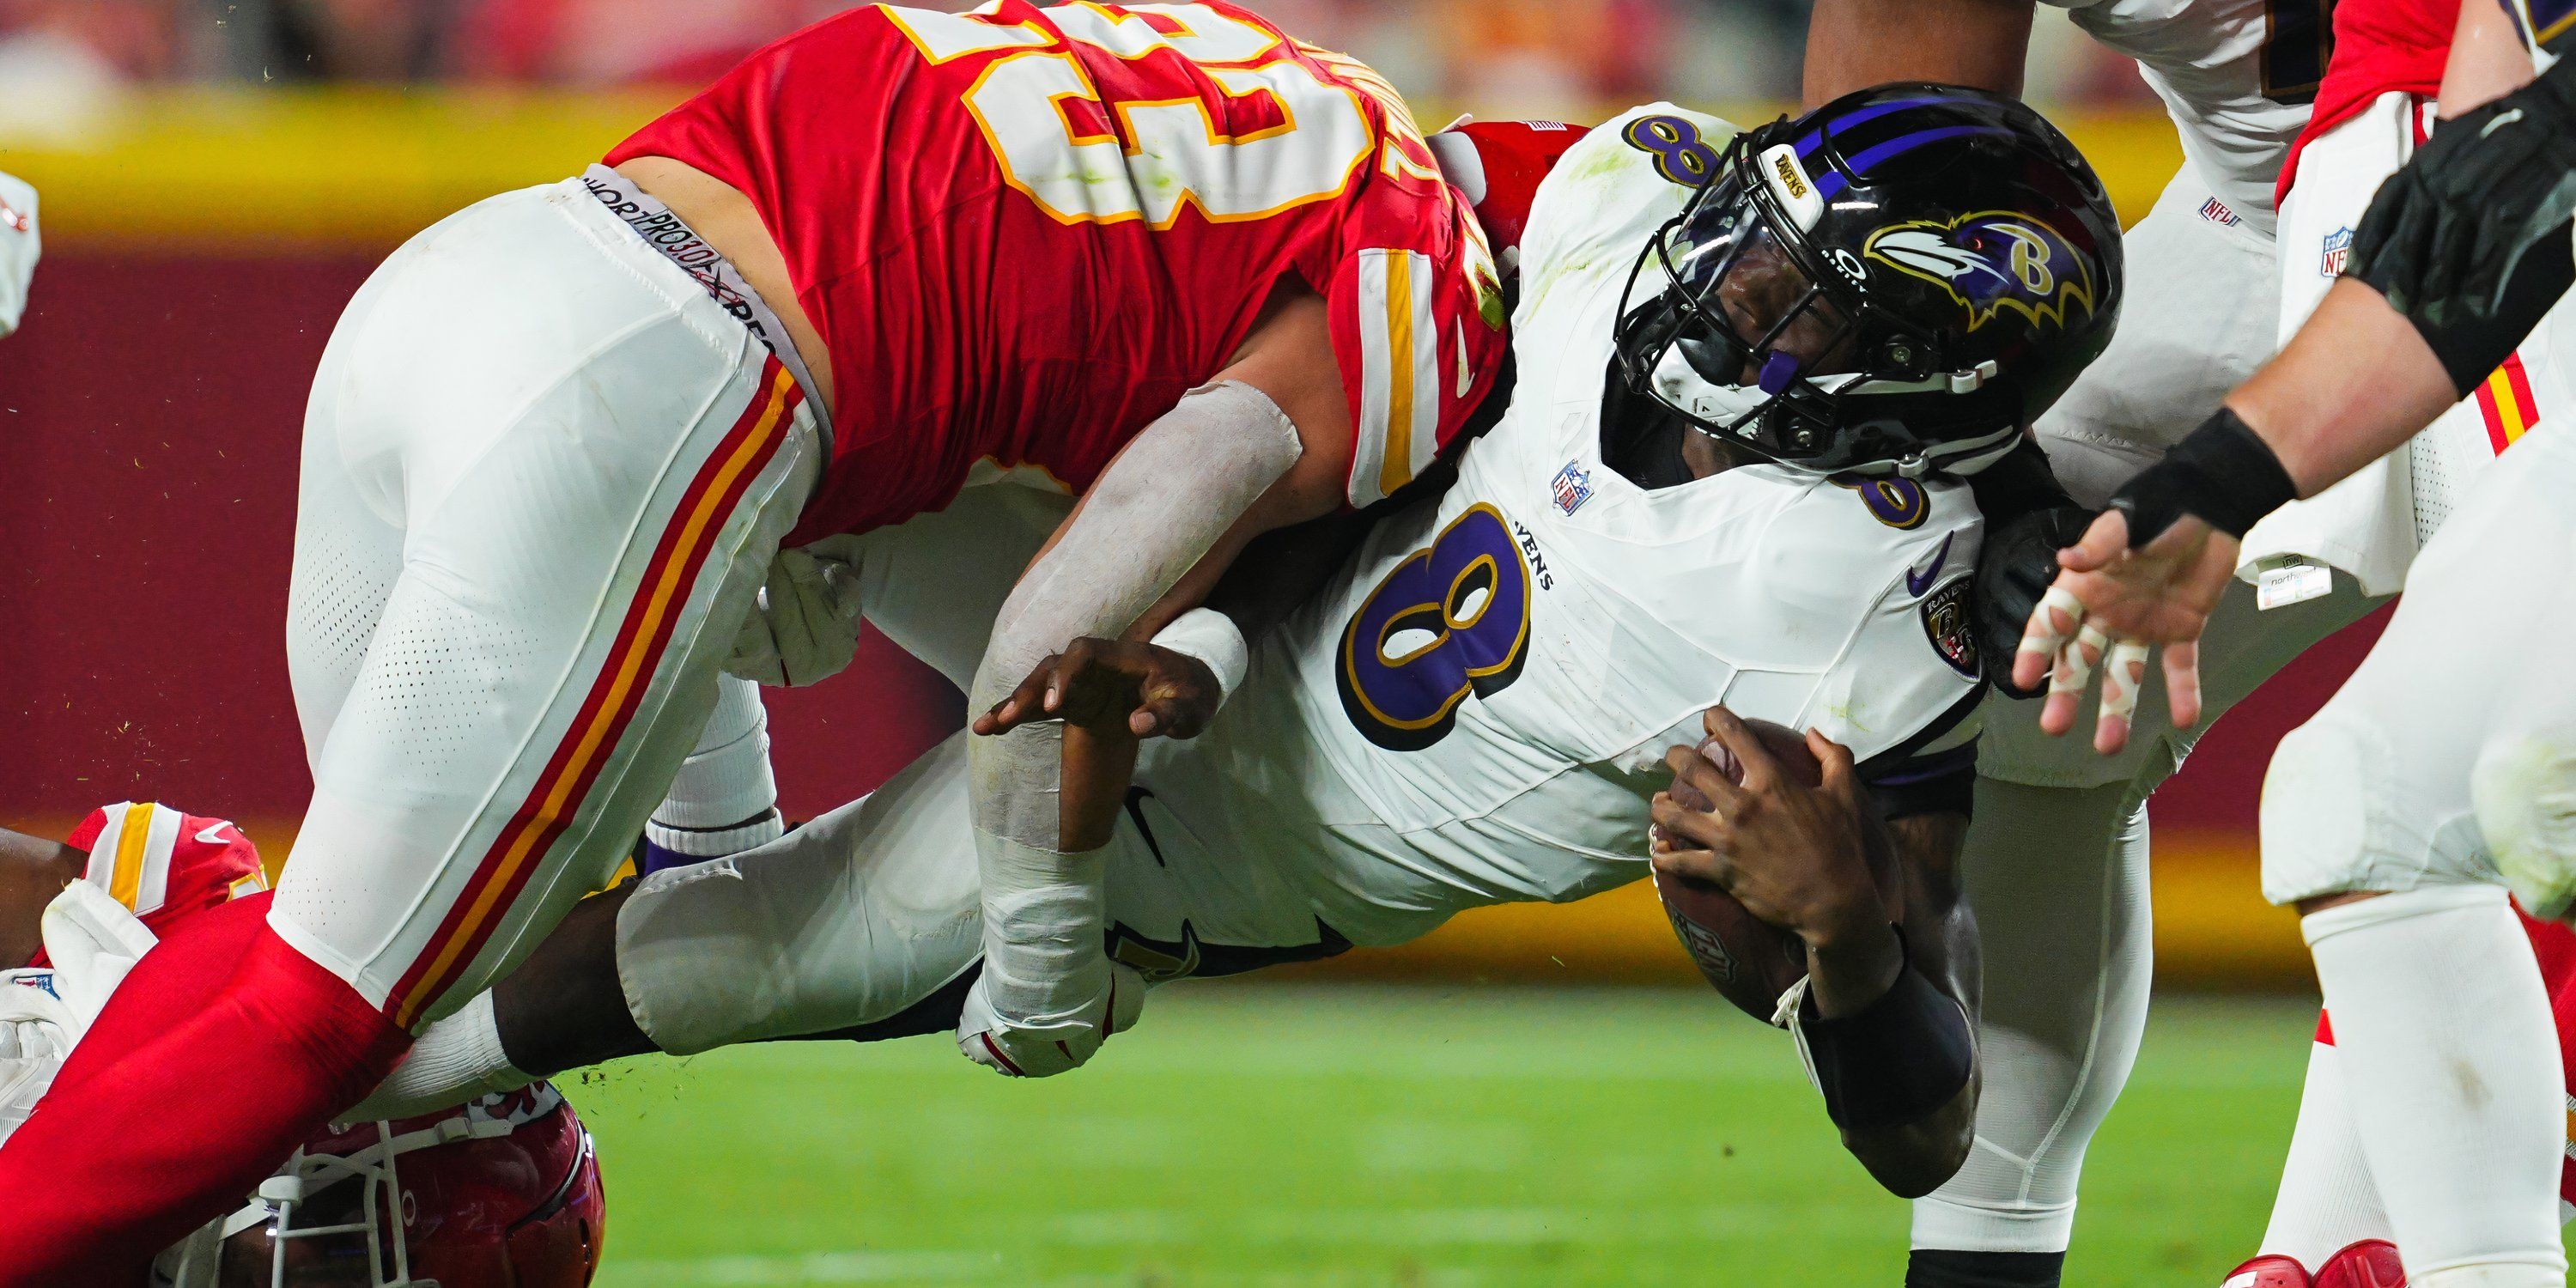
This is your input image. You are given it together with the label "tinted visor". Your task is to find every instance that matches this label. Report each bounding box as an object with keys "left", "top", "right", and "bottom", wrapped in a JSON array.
[{"left": 1656, "top": 165, "right": 1860, "bottom": 396}]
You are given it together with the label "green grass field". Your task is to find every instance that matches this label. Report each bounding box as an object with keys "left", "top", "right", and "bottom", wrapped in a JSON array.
[{"left": 572, "top": 986, "right": 2322, "bottom": 1288}]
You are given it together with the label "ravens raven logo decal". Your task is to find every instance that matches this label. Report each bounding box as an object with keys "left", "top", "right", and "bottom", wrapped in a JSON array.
[{"left": 1862, "top": 211, "right": 2098, "bottom": 333}]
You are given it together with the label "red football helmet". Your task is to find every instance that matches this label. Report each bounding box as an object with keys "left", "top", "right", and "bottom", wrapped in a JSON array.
[{"left": 152, "top": 1084, "right": 605, "bottom": 1288}]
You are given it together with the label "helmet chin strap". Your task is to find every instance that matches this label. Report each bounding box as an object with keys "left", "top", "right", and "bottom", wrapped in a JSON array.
[{"left": 1647, "top": 343, "right": 2021, "bottom": 477}]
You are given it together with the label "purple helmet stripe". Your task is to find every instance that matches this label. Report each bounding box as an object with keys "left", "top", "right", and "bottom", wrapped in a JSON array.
[
  {"left": 1811, "top": 125, "right": 2018, "bottom": 199},
  {"left": 1790, "top": 94, "right": 1959, "bottom": 158}
]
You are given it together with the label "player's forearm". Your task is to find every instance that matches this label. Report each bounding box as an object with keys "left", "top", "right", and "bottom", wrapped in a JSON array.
[
  {"left": 970, "top": 380, "right": 1303, "bottom": 843},
  {"left": 1801, "top": 0, "right": 2032, "bottom": 106},
  {"left": 2441, "top": 0, "right": 2537, "bottom": 118},
  {"left": 2225, "top": 279, "right": 2473, "bottom": 498},
  {"left": 1833, "top": 808, "right": 1978, "bottom": 1196},
  {"left": 1201, "top": 507, "right": 1379, "bottom": 643},
  {"left": 1842, "top": 1078, "right": 1979, "bottom": 1199}
]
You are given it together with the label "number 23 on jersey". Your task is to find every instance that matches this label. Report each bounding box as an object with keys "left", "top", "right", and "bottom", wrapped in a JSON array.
[{"left": 884, "top": 1, "right": 1438, "bottom": 228}]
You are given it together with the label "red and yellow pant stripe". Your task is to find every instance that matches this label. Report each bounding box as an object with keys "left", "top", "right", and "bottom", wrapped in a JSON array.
[{"left": 384, "top": 361, "right": 803, "bottom": 1030}]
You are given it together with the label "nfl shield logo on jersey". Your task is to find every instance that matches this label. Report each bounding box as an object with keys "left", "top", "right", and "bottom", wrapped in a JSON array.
[
  {"left": 2321, "top": 227, "right": 2354, "bottom": 278},
  {"left": 1550, "top": 462, "right": 1594, "bottom": 515}
]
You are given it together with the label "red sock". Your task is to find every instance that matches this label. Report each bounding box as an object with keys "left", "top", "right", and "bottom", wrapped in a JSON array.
[{"left": 0, "top": 910, "right": 410, "bottom": 1285}]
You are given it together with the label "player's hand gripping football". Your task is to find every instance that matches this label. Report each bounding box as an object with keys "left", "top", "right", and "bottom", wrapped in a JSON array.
[
  {"left": 973, "top": 637, "right": 1222, "bottom": 741},
  {"left": 2013, "top": 507, "right": 2238, "bottom": 755},
  {"left": 1649, "top": 708, "right": 1891, "bottom": 959}
]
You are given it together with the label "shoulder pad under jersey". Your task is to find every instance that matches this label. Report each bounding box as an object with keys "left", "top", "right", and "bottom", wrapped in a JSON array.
[
  {"left": 62, "top": 803, "right": 267, "bottom": 927},
  {"left": 1514, "top": 104, "right": 1742, "bottom": 326}
]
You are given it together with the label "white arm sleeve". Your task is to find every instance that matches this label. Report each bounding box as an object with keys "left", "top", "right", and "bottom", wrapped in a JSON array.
[{"left": 959, "top": 379, "right": 1301, "bottom": 1076}]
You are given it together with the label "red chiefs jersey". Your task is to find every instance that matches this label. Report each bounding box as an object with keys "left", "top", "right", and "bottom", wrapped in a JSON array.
[
  {"left": 1431, "top": 119, "right": 1591, "bottom": 278},
  {"left": 26, "top": 802, "right": 268, "bottom": 968},
  {"left": 2277, "top": 0, "right": 2454, "bottom": 200},
  {"left": 609, "top": 1, "right": 1509, "bottom": 541}
]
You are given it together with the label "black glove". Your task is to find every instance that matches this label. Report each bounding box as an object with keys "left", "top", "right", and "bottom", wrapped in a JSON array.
[
  {"left": 2352, "top": 61, "right": 2576, "bottom": 331},
  {"left": 1975, "top": 503, "right": 2096, "bottom": 701}
]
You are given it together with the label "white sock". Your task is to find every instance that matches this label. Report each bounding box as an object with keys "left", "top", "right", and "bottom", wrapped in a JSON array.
[
  {"left": 2304, "top": 886, "right": 2567, "bottom": 1285},
  {"left": 2259, "top": 1037, "right": 2393, "bottom": 1267},
  {"left": 651, "top": 674, "right": 780, "bottom": 833},
  {"left": 340, "top": 991, "right": 531, "bottom": 1122}
]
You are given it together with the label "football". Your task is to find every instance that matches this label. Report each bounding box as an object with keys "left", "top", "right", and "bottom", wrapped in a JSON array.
[{"left": 1650, "top": 719, "right": 1824, "bottom": 1022}]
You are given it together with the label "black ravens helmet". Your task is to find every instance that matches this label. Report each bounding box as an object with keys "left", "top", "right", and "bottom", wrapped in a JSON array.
[{"left": 1613, "top": 83, "right": 2123, "bottom": 477}]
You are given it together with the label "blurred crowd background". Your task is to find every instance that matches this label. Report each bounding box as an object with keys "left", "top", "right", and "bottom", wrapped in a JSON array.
[{"left": 0, "top": 0, "right": 2154, "bottom": 118}]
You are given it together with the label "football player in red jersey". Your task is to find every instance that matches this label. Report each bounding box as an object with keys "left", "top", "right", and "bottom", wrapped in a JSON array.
[
  {"left": 0, "top": 809, "right": 604, "bottom": 1288},
  {"left": 2219, "top": 3, "right": 2576, "bottom": 1283},
  {"left": 0, "top": 6, "right": 1521, "bottom": 1279},
  {"left": 2016, "top": 0, "right": 2576, "bottom": 1273}
]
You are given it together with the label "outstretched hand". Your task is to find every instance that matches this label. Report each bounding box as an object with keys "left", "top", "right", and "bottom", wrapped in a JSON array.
[
  {"left": 2011, "top": 507, "right": 2238, "bottom": 754},
  {"left": 971, "top": 637, "right": 1222, "bottom": 741}
]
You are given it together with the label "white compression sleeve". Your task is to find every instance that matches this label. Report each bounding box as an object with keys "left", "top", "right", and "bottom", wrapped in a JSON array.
[
  {"left": 2305, "top": 887, "right": 2568, "bottom": 1287},
  {"left": 1912, "top": 781, "right": 2154, "bottom": 1253},
  {"left": 2257, "top": 1037, "right": 2395, "bottom": 1267},
  {"left": 961, "top": 380, "right": 1300, "bottom": 1074}
]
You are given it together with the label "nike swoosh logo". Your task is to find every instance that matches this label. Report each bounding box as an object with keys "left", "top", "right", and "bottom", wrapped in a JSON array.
[
  {"left": 1906, "top": 532, "right": 1954, "bottom": 598},
  {"left": 193, "top": 823, "right": 236, "bottom": 846},
  {"left": 1455, "top": 328, "right": 1474, "bottom": 399}
]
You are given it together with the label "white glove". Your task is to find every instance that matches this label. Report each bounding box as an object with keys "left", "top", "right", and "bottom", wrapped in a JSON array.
[
  {"left": 41, "top": 880, "right": 160, "bottom": 1034},
  {"left": 0, "top": 883, "right": 158, "bottom": 1146},
  {"left": 726, "top": 546, "right": 866, "bottom": 688},
  {"left": 958, "top": 954, "right": 1145, "bottom": 1078},
  {"left": 0, "top": 171, "right": 36, "bottom": 337},
  {"left": 0, "top": 970, "right": 76, "bottom": 1145}
]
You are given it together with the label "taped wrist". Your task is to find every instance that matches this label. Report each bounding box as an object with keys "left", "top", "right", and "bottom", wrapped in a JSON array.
[
  {"left": 2108, "top": 408, "right": 2295, "bottom": 544},
  {"left": 1149, "top": 607, "right": 1249, "bottom": 708},
  {"left": 1794, "top": 954, "right": 1974, "bottom": 1130},
  {"left": 968, "top": 829, "right": 1111, "bottom": 1036}
]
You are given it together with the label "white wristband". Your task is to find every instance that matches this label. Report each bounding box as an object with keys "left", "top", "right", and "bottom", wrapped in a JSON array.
[{"left": 1149, "top": 607, "right": 1249, "bottom": 708}]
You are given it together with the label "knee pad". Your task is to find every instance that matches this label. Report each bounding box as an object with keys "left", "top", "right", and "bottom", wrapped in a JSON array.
[
  {"left": 2471, "top": 726, "right": 2576, "bottom": 920},
  {"left": 2261, "top": 718, "right": 2380, "bottom": 908}
]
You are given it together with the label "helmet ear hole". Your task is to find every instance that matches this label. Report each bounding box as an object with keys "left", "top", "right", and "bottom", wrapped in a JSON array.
[{"left": 1878, "top": 337, "right": 1928, "bottom": 380}]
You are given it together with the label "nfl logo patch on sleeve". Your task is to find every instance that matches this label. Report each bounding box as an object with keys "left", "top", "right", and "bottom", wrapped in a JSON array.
[{"left": 2321, "top": 228, "right": 2354, "bottom": 277}]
